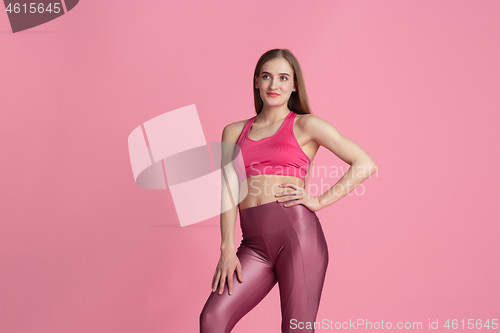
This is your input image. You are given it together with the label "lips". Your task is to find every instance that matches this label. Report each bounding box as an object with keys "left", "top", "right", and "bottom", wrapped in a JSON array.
[{"left": 267, "top": 93, "right": 279, "bottom": 97}]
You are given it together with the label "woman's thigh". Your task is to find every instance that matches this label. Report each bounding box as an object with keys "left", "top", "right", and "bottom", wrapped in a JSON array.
[
  {"left": 274, "top": 216, "right": 329, "bottom": 332},
  {"left": 200, "top": 244, "right": 278, "bottom": 333}
]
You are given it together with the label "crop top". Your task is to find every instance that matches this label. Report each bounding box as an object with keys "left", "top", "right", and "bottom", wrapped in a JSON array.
[{"left": 232, "top": 111, "right": 311, "bottom": 183}]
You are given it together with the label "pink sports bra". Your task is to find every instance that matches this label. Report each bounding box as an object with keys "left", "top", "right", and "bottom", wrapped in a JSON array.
[{"left": 233, "top": 111, "right": 311, "bottom": 182}]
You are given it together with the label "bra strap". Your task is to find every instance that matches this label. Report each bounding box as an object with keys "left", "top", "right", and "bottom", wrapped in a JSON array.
[
  {"left": 244, "top": 115, "right": 257, "bottom": 134},
  {"left": 287, "top": 112, "right": 297, "bottom": 132},
  {"left": 238, "top": 115, "right": 256, "bottom": 144}
]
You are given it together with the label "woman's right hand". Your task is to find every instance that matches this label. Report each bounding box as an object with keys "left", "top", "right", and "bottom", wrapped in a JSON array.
[{"left": 212, "top": 250, "right": 243, "bottom": 295}]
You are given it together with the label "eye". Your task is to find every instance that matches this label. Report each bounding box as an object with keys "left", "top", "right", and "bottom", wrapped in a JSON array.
[
  {"left": 281, "top": 76, "right": 288, "bottom": 81},
  {"left": 263, "top": 74, "right": 269, "bottom": 79}
]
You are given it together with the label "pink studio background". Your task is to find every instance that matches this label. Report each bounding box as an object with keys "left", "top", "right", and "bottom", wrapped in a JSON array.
[{"left": 1, "top": 1, "right": 499, "bottom": 332}]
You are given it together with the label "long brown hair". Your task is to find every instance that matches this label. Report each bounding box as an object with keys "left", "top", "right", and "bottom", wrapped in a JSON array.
[{"left": 253, "top": 49, "right": 313, "bottom": 115}]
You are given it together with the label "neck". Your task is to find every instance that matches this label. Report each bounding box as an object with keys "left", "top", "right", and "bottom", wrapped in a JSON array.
[{"left": 257, "top": 105, "right": 291, "bottom": 123}]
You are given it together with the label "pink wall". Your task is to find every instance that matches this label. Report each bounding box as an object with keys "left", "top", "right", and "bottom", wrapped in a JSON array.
[{"left": 1, "top": 0, "right": 499, "bottom": 332}]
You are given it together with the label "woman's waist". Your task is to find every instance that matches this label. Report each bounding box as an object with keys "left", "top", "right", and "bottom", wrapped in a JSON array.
[
  {"left": 238, "top": 176, "right": 303, "bottom": 209},
  {"left": 238, "top": 196, "right": 280, "bottom": 212},
  {"left": 238, "top": 199, "right": 318, "bottom": 238}
]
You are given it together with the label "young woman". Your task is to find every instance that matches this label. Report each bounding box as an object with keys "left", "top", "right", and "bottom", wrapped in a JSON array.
[{"left": 200, "top": 49, "right": 378, "bottom": 333}]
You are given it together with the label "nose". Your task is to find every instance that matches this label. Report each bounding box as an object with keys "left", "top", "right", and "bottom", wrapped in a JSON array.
[{"left": 270, "top": 78, "right": 279, "bottom": 90}]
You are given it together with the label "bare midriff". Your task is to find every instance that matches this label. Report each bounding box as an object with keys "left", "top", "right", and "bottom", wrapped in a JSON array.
[{"left": 238, "top": 174, "right": 305, "bottom": 211}]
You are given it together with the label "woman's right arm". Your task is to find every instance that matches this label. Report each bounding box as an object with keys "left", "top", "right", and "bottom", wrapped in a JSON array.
[{"left": 211, "top": 123, "right": 244, "bottom": 295}]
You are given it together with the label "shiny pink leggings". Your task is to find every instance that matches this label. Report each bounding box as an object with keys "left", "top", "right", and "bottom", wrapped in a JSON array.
[{"left": 200, "top": 200, "right": 329, "bottom": 332}]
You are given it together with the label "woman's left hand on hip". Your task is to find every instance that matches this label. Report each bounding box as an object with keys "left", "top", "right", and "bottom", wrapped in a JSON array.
[{"left": 276, "top": 183, "right": 322, "bottom": 212}]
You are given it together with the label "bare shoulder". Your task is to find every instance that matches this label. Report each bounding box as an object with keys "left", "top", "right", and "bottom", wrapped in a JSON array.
[
  {"left": 296, "top": 113, "right": 378, "bottom": 168},
  {"left": 295, "top": 113, "right": 348, "bottom": 150},
  {"left": 296, "top": 113, "right": 340, "bottom": 136},
  {"left": 222, "top": 119, "right": 248, "bottom": 144}
]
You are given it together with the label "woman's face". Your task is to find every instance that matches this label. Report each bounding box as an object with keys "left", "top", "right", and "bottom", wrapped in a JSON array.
[{"left": 255, "top": 57, "right": 296, "bottom": 107}]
